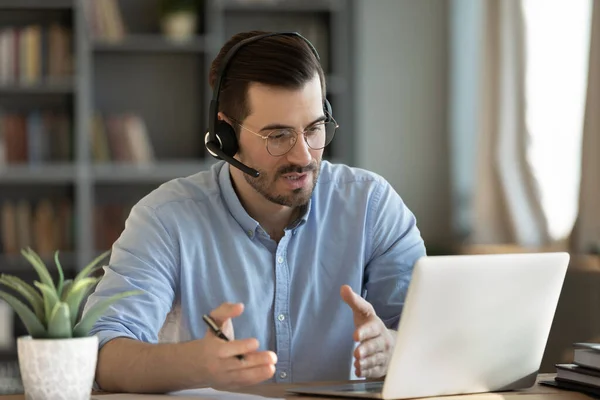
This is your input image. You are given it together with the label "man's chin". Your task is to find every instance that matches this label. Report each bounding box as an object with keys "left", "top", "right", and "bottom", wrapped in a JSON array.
[{"left": 270, "top": 181, "right": 314, "bottom": 207}]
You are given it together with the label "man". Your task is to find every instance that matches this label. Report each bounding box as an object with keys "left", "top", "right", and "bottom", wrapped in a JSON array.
[{"left": 83, "top": 31, "right": 426, "bottom": 394}]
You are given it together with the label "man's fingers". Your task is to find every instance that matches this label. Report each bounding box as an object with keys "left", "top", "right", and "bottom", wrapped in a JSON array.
[
  {"left": 340, "top": 285, "right": 373, "bottom": 318},
  {"left": 215, "top": 337, "right": 260, "bottom": 359},
  {"left": 227, "top": 364, "right": 277, "bottom": 387},
  {"left": 354, "top": 335, "right": 388, "bottom": 360},
  {"left": 354, "top": 320, "right": 383, "bottom": 342},
  {"left": 209, "top": 302, "right": 245, "bottom": 327},
  {"left": 224, "top": 350, "right": 278, "bottom": 372},
  {"left": 354, "top": 351, "right": 388, "bottom": 379},
  {"left": 207, "top": 302, "right": 245, "bottom": 339},
  {"left": 355, "top": 364, "right": 387, "bottom": 379},
  {"left": 354, "top": 351, "right": 387, "bottom": 371}
]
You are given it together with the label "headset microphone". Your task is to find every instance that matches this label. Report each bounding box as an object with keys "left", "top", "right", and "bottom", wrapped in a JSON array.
[
  {"left": 205, "top": 32, "right": 331, "bottom": 178},
  {"left": 204, "top": 137, "right": 259, "bottom": 177},
  {"left": 204, "top": 94, "right": 260, "bottom": 177}
]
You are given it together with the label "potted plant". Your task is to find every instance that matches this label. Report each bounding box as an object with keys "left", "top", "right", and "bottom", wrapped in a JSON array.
[
  {"left": 0, "top": 248, "right": 142, "bottom": 400},
  {"left": 158, "top": 0, "right": 200, "bottom": 42}
]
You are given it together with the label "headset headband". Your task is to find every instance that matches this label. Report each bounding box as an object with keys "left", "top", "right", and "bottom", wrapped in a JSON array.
[{"left": 208, "top": 32, "right": 321, "bottom": 142}]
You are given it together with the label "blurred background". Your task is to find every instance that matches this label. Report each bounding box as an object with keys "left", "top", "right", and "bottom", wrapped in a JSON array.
[{"left": 0, "top": 0, "right": 599, "bottom": 392}]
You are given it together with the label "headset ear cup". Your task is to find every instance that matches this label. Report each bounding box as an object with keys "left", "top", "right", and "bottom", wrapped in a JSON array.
[
  {"left": 324, "top": 98, "right": 333, "bottom": 120},
  {"left": 215, "top": 120, "right": 239, "bottom": 157}
]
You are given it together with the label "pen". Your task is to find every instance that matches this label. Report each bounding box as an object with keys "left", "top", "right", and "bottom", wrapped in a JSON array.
[{"left": 202, "top": 314, "right": 244, "bottom": 360}]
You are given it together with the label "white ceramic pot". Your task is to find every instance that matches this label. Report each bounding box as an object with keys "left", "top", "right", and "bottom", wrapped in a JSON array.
[
  {"left": 161, "top": 12, "right": 197, "bottom": 42},
  {"left": 17, "top": 335, "right": 98, "bottom": 400}
]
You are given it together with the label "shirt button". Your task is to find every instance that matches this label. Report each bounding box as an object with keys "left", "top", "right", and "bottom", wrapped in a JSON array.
[
  {"left": 278, "top": 314, "right": 285, "bottom": 321},
  {"left": 277, "top": 256, "right": 284, "bottom": 264},
  {"left": 279, "top": 371, "right": 287, "bottom": 379},
  {"left": 247, "top": 230, "right": 253, "bottom": 238}
]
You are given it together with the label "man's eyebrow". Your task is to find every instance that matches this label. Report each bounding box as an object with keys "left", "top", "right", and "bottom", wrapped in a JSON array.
[{"left": 259, "top": 115, "right": 327, "bottom": 132}]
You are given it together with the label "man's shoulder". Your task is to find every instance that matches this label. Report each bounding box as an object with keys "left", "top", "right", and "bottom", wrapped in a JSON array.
[
  {"left": 318, "top": 160, "right": 389, "bottom": 187},
  {"left": 135, "top": 161, "right": 224, "bottom": 211}
]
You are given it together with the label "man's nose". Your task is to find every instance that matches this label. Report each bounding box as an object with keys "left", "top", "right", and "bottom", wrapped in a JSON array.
[{"left": 286, "top": 134, "right": 313, "bottom": 166}]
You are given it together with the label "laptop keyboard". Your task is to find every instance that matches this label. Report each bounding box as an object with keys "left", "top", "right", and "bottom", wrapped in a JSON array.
[{"left": 336, "top": 382, "right": 384, "bottom": 393}]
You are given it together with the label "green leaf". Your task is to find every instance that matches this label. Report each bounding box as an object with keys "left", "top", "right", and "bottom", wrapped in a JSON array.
[
  {"left": 0, "top": 290, "right": 46, "bottom": 338},
  {"left": 20, "top": 248, "right": 55, "bottom": 292},
  {"left": 33, "top": 281, "right": 60, "bottom": 327},
  {"left": 47, "top": 302, "right": 72, "bottom": 338},
  {"left": 0, "top": 275, "right": 44, "bottom": 322},
  {"left": 54, "top": 250, "right": 65, "bottom": 298},
  {"left": 73, "top": 290, "right": 143, "bottom": 337},
  {"left": 64, "top": 277, "right": 100, "bottom": 327},
  {"left": 60, "top": 279, "right": 73, "bottom": 301},
  {"left": 74, "top": 250, "right": 110, "bottom": 284}
]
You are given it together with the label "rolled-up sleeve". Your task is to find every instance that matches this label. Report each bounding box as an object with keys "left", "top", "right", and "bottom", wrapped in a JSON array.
[
  {"left": 364, "top": 180, "right": 427, "bottom": 330},
  {"left": 82, "top": 203, "right": 179, "bottom": 350}
]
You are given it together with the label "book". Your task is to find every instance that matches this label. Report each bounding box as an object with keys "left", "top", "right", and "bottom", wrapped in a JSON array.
[
  {"left": 0, "top": 110, "right": 71, "bottom": 164},
  {"left": 91, "top": 112, "right": 155, "bottom": 164},
  {"left": 1, "top": 200, "right": 17, "bottom": 255},
  {"left": 540, "top": 378, "right": 600, "bottom": 398},
  {"left": 574, "top": 342, "right": 600, "bottom": 370},
  {"left": 556, "top": 363, "right": 600, "bottom": 388},
  {"left": 0, "top": 23, "right": 72, "bottom": 85}
]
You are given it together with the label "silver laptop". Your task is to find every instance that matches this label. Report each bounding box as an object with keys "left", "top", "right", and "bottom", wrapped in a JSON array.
[{"left": 288, "top": 252, "right": 570, "bottom": 399}]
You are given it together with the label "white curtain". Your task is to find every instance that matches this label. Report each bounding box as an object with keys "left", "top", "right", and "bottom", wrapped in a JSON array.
[
  {"left": 450, "top": 0, "right": 550, "bottom": 249},
  {"left": 450, "top": 0, "right": 596, "bottom": 251},
  {"left": 572, "top": 1, "right": 600, "bottom": 254}
]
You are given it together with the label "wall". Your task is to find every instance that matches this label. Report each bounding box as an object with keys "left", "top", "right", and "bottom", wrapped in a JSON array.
[{"left": 353, "top": 0, "right": 452, "bottom": 250}]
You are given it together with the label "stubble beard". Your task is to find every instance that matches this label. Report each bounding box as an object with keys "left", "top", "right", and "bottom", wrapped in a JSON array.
[{"left": 242, "top": 159, "right": 321, "bottom": 207}]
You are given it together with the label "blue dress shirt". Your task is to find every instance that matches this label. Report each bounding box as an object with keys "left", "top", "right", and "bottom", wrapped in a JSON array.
[{"left": 83, "top": 160, "right": 426, "bottom": 384}]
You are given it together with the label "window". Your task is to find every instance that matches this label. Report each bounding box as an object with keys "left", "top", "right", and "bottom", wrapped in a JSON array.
[{"left": 521, "top": 0, "right": 593, "bottom": 241}]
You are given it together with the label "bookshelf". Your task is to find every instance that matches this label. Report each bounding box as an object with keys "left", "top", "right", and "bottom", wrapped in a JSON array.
[
  {"left": 0, "top": 163, "right": 76, "bottom": 183},
  {"left": 92, "top": 161, "right": 215, "bottom": 183},
  {"left": 0, "top": 81, "right": 75, "bottom": 94},
  {"left": 0, "top": 0, "right": 72, "bottom": 9},
  {"left": 93, "top": 33, "right": 207, "bottom": 53},
  {"left": 0, "top": 0, "right": 355, "bottom": 370}
]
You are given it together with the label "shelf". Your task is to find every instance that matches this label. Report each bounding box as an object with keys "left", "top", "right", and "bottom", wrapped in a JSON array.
[
  {"left": 93, "top": 34, "right": 207, "bottom": 54},
  {"left": 0, "top": 0, "right": 71, "bottom": 9},
  {"left": 0, "top": 80, "right": 75, "bottom": 95},
  {"left": 0, "top": 252, "right": 77, "bottom": 275},
  {"left": 218, "top": 0, "right": 341, "bottom": 12},
  {"left": 0, "top": 164, "right": 76, "bottom": 184},
  {"left": 0, "top": 350, "right": 17, "bottom": 362},
  {"left": 92, "top": 161, "right": 215, "bottom": 183}
]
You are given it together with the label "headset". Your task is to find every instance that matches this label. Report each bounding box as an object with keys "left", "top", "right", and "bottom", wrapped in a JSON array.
[{"left": 204, "top": 32, "right": 333, "bottom": 178}]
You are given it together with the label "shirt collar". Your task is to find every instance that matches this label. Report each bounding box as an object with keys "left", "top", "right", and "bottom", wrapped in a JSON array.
[
  {"left": 288, "top": 198, "right": 311, "bottom": 231},
  {"left": 217, "top": 162, "right": 313, "bottom": 234},
  {"left": 218, "top": 162, "right": 260, "bottom": 236}
]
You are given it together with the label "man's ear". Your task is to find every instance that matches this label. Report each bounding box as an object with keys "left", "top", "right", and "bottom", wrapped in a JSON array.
[{"left": 217, "top": 112, "right": 231, "bottom": 124}]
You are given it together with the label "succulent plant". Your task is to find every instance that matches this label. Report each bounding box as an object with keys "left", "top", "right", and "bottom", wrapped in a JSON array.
[{"left": 0, "top": 248, "right": 142, "bottom": 339}]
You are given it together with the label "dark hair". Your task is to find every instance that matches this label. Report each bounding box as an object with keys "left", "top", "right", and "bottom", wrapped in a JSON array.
[{"left": 209, "top": 31, "right": 326, "bottom": 129}]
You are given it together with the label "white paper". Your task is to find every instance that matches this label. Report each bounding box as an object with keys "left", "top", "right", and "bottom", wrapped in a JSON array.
[
  {"left": 94, "top": 387, "right": 284, "bottom": 400},
  {"left": 170, "top": 387, "right": 284, "bottom": 400}
]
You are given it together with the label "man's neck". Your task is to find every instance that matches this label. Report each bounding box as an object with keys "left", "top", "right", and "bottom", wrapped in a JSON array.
[{"left": 230, "top": 165, "right": 298, "bottom": 241}]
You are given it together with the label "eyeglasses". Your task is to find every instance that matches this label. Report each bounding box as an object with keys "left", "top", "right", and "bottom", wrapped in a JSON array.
[{"left": 228, "top": 113, "right": 339, "bottom": 157}]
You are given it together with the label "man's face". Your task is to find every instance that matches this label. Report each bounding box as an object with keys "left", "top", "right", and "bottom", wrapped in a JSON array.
[{"left": 234, "top": 74, "right": 325, "bottom": 208}]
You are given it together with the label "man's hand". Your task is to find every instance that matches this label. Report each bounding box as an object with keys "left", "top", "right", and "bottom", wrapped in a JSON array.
[
  {"left": 195, "top": 302, "right": 277, "bottom": 389},
  {"left": 95, "top": 302, "right": 277, "bottom": 393},
  {"left": 340, "top": 285, "right": 395, "bottom": 379}
]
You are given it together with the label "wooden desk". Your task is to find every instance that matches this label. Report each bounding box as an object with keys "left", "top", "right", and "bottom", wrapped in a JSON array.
[{"left": 0, "top": 374, "right": 592, "bottom": 400}]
